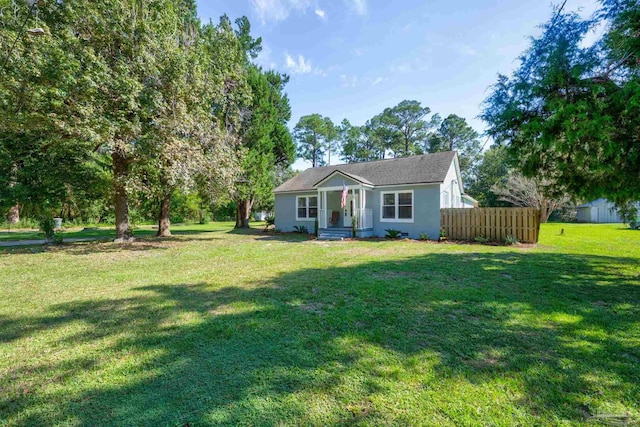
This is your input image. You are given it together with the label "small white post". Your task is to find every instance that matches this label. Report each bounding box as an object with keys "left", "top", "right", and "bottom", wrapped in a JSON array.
[{"left": 323, "top": 190, "right": 327, "bottom": 228}]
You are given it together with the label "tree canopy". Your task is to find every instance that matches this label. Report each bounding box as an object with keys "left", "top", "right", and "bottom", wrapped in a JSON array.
[
  {"left": 482, "top": 0, "right": 640, "bottom": 213},
  {"left": 294, "top": 114, "right": 334, "bottom": 167},
  {"left": 428, "top": 114, "right": 483, "bottom": 182},
  {"left": 0, "top": 1, "right": 282, "bottom": 233},
  {"left": 380, "top": 100, "right": 433, "bottom": 157},
  {"left": 234, "top": 66, "right": 295, "bottom": 228}
]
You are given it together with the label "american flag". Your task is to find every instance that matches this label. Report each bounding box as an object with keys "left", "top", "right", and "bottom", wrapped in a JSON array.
[{"left": 341, "top": 183, "right": 348, "bottom": 208}]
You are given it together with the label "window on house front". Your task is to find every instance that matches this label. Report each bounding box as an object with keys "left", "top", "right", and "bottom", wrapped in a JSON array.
[
  {"left": 382, "top": 193, "right": 395, "bottom": 219},
  {"left": 398, "top": 192, "right": 412, "bottom": 219},
  {"left": 381, "top": 191, "right": 413, "bottom": 222},
  {"left": 296, "top": 196, "right": 317, "bottom": 220}
]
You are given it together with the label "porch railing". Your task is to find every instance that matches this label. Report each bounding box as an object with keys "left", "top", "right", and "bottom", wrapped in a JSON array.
[
  {"left": 318, "top": 208, "right": 372, "bottom": 230},
  {"left": 318, "top": 209, "right": 328, "bottom": 229},
  {"left": 355, "top": 208, "right": 373, "bottom": 230}
]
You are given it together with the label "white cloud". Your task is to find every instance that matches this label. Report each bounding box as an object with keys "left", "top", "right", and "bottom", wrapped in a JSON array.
[
  {"left": 340, "top": 74, "right": 359, "bottom": 88},
  {"left": 580, "top": 21, "right": 605, "bottom": 49},
  {"left": 284, "top": 53, "right": 313, "bottom": 74},
  {"left": 390, "top": 63, "right": 413, "bottom": 73},
  {"left": 251, "top": 0, "right": 313, "bottom": 24},
  {"left": 313, "top": 68, "right": 328, "bottom": 77},
  {"left": 351, "top": 48, "right": 363, "bottom": 57},
  {"left": 371, "top": 77, "right": 385, "bottom": 86},
  {"left": 252, "top": 0, "right": 366, "bottom": 23},
  {"left": 345, "top": 0, "right": 367, "bottom": 15}
]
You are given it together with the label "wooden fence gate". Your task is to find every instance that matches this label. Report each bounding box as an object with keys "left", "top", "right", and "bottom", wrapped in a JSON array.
[{"left": 440, "top": 208, "right": 540, "bottom": 243}]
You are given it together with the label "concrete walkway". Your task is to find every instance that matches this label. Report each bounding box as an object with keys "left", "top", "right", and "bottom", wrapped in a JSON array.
[{"left": 0, "top": 237, "right": 103, "bottom": 247}]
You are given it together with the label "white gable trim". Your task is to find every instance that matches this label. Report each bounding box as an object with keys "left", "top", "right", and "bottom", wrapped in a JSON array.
[
  {"left": 452, "top": 153, "right": 465, "bottom": 194},
  {"left": 313, "top": 170, "right": 374, "bottom": 188}
]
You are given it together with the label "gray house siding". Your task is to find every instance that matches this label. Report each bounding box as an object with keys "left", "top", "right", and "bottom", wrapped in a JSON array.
[
  {"left": 370, "top": 185, "right": 441, "bottom": 239},
  {"left": 274, "top": 191, "right": 318, "bottom": 232},
  {"left": 274, "top": 185, "right": 441, "bottom": 239}
]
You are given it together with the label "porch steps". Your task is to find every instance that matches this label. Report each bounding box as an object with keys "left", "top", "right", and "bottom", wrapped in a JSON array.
[{"left": 317, "top": 228, "right": 352, "bottom": 241}]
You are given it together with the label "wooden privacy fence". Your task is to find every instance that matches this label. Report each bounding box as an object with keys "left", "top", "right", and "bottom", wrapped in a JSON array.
[{"left": 441, "top": 208, "right": 540, "bottom": 243}]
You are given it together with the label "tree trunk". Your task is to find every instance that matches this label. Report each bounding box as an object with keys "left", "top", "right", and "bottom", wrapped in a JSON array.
[
  {"left": 540, "top": 198, "right": 551, "bottom": 223},
  {"left": 112, "top": 148, "right": 133, "bottom": 241},
  {"left": 157, "top": 192, "right": 172, "bottom": 237},
  {"left": 235, "top": 198, "right": 253, "bottom": 228},
  {"left": 7, "top": 204, "right": 19, "bottom": 224}
]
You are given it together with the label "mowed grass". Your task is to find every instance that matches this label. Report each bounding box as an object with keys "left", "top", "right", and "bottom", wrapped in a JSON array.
[{"left": 0, "top": 223, "right": 638, "bottom": 426}]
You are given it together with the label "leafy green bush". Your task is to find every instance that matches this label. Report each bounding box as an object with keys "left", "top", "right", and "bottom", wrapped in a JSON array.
[
  {"left": 385, "top": 229, "right": 401, "bottom": 238},
  {"left": 504, "top": 235, "right": 518, "bottom": 245},
  {"left": 351, "top": 216, "right": 357, "bottom": 237},
  {"left": 264, "top": 215, "right": 275, "bottom": 231},
  {"left": 17, "top": 217, "right": 39, "bottom": 229},
  {"left": 199, "top": 212, "right": 211, "bottom": 225},
  {"left": 293, "top": 225, "right": 308, "bottom": 234},
  {"left": 38, "top": 215, "right": 56, "bottom": 240},
  {"left": 439, "top": 227, "right": 448, "bottom": 241},
  {"left": 38, "top": 215, "right": 63, "bottom": 244},
  {"left": 419, "top": 232, "right": 429, "bottom": 240},
  {"left": 474, "top": 236, "right": 489, "bottom": 243}
]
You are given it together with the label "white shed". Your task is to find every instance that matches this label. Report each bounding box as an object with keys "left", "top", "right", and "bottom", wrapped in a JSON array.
[
  {"left": 253, "top": 211, "right": 271, "bottom": 221},
  {"left": 576, "top": 199, "right": 636, "bottom": 223}
]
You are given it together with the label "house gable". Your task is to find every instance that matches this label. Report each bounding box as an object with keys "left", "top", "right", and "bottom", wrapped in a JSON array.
[
  {"left": 439, "top": 154, "right": 465, "bottom": 208},
  {"left": 314, "top": 170, "right": 374, "bottom": 189}
]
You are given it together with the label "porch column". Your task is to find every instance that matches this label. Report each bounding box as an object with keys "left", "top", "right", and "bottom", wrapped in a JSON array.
[{"left": 322, "top": 190, "right": 327, "bottom": 228}]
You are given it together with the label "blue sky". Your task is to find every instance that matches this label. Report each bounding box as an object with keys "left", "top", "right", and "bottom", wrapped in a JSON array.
[{"left": 197, "top": 0, "right": 599, "bottom": 169}]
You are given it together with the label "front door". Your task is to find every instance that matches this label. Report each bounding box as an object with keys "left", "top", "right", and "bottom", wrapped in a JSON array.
[{"left": 343, "top": 194, "right": 357, "bottom": 227}]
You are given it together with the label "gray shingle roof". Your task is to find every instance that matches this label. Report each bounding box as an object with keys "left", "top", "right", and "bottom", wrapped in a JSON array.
[{"left": 274, "top": 151, "right": 456, "bottom": 193}]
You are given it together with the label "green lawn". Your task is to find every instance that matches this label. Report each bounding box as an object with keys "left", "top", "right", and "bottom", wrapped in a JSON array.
[{"left": 0, "top": 223, "right": 638, "bottom": 426}]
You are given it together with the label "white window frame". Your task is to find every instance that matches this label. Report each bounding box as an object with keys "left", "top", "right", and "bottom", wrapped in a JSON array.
[
  {"left": 296, "top": 195, "right": 318, "bottom": 221},
  {"left": 380, "top": 190, "right": 414, "bottom": 223}
]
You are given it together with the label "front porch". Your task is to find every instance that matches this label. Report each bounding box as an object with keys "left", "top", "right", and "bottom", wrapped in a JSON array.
[{"left": 316, "top": 186, "right": 373, "bottom": 232}]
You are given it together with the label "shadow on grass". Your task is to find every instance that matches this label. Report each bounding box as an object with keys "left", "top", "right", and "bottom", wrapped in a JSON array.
[
  {"left": 0, "top": 232, "right": 226, "bottom": 256},
  {"left": 1, "top": 252, "right": 638, "bottom": 425},
  {"left": 227, "top": 227, "right": 314, "bottom": 242}
]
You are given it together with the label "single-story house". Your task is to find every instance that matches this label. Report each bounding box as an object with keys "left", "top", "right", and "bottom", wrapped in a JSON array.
[
  {"left": 577, "top": 198, "right": 639, "bottom": 223},
  {"left": 273, "top": 151, "right": 473, "bottom": 239}
]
